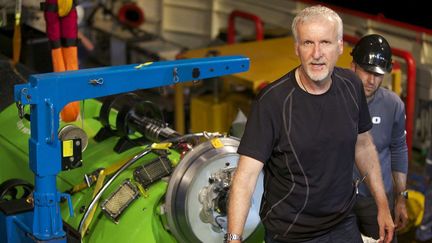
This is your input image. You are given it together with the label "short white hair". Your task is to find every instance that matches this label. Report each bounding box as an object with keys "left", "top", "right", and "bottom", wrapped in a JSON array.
[{"left": 291, "top": 5, "right": 343, "bottom": 42}]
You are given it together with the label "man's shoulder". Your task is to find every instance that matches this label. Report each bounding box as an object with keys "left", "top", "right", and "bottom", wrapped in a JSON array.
[
  {"left": 332, "top": 67, "right": 363, "bottom": 94},
  {"left": 256, "top": 71, "right": 295, "bottom": 101},
  {"left": 333, "top": 67, "right": 362, "bottom": 85},
  {"left": 333, "top": 66, "right": 357, "bottom": 77},
  {"left": 377, "top": 88, "right": 404, "bottom": 105}
]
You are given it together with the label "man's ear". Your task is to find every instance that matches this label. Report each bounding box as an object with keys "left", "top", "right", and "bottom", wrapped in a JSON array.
[
  {"left": 350, "top": 62, "right": 356, "bottom": 71},
  {"left": 338, "top": 39, "right": 343, "bottom": 55},
  {"left": 295, "top": 43, "right": 299, "bottom": 56}
]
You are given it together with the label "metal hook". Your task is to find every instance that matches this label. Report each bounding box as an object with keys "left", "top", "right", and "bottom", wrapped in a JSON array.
[
  {"left": 21, "top": 88, "right": 31, "bottom": 101},
  {"left": 173, "top": 68, "right": 179, "bottom": 83},
  {"left": 16, "top": 101, "right": 24, "bottom": 119},
  {"left": 89, "top": 78, "right": 104, "bottom": 85}
]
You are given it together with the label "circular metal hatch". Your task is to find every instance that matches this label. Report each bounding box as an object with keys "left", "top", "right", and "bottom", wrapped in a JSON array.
[{"left": 165, "top": 137, "right": 263, "bottom": 243}]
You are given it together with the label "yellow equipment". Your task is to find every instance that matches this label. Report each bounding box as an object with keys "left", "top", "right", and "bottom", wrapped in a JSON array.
[{"left": 181, "top": 37, "right": 354, "bottom": 133}]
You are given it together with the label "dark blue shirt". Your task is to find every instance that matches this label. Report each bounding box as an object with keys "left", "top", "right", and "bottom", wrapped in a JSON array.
[{"left": 354, "top": 87, "right": 408, "bottom": 196}]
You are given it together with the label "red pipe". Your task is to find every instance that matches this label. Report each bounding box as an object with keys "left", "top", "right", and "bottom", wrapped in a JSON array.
[
  {"left": 344, "top": 34, "right": 416, "bottom": 161},
  {"left": 227, "top": 10, "right": 264, "bottom": 44},
  {"left": 393, "top": 48, "right": 416, "bottom": 162},
  {"left": 343, "top": 35, "right": 358, "bottom": 46}
]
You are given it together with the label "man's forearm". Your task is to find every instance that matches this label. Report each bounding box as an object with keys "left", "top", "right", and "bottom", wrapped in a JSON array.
[
  {"left": 355, "top": 132, "right": 389, "bottom": 210},
  {"left": 227, "top": 175, "right": 254, "bottom": 237},
  {"left": 392, "top": 171, "right": 408, "bottom": 229},
  {"left": 355, "top": 132, "right": 394, "bottom": 242},
  {"left": 392, "top": 171, "right": 407, "bottom": 195},
  {"left": 227, "top": 155, "right": 263, "bottom": 240}
]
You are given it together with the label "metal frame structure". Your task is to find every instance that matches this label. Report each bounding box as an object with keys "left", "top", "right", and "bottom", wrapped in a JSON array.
[{"left": 2, "top": 56, "right": 249, "bottom": 242}]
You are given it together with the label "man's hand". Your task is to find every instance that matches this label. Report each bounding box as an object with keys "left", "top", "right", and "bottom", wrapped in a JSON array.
[
  {"left": 377, "top": 209, "right": 395, "bottom": 243},
  {"left": 394, "top": 197, "right": 408, "bottom": 230},
  {"left": 355, "top": 132, "right": 395, "bottom": 243}
]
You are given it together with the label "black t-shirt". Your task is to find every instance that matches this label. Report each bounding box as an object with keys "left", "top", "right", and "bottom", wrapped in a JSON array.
[{"left": 237, "top": 67, "right": 372, "bottom": 242}]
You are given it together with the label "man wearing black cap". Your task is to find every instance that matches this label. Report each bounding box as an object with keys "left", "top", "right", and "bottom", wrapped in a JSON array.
[{"left": 351, "top": 34, "right": 408, "bottom": 242}]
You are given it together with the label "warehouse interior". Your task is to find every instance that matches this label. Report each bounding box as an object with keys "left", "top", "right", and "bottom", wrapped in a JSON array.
[{"left": 0, "top": 0, "right": 431, "bottom": 242}]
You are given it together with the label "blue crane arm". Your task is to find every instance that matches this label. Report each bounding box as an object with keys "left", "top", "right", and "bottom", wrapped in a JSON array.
[{"left": 9, "top": 55, "right": 249, "bottom": 242}]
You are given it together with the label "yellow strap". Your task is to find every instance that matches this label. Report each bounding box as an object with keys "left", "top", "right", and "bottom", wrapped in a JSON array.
[
  {"left": 104, "top": 155, "right": 136, "bottom": 175},
  {"left": 80, "top": 169, "right": 106, "bottom": 237},
  {"left": 12, "top": 0, "right": 22, "bottom": 65},
  {"left": 135, "top": 182, "right": 149, "bottom": 198},
  {"left": 12, "top": 24, "right": 21, "bottom": 65},
  {"left": 70, "top": 180, "right": 88, "bottom": 194},
  {"left": 70, "top": 145, "right": 171, "bottom": 194},
  {"left": 15, "top": 0, "right": 22, "bottom": 25},
  {"left": 57, "top": 0, "right": 73, "bottom": 17},
  {"left": 69, "top": 155, "right": 135, "bottom": 194},
  {"left": 151, "top": 142, "right": 172, "bottom": 150}
]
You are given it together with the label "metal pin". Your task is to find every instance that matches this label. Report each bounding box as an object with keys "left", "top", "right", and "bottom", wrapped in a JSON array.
[
  {"left": 16, "top": 101, "right": 24, "bottom": 119},
  {"left": 173, "top": 68, "right": 179, "bottom": 83},
  {"left": 89, "top": 78, "right": 104, "bottom": 85}
]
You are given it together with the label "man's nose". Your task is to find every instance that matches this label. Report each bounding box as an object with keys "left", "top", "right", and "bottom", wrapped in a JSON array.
[
  {"left": 313, "top": 45, "right": 322, "bottom": 59},
  {"left": 367, "top": 73, "right": 377, "bottom": 84}
]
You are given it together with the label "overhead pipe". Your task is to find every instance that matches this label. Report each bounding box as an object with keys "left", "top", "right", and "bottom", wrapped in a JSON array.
[
  {"left": 117, "top": 2, "right": 145, "bottom": 28},
  {"left": 392, "top": 48, "right": 417, "bottom": 162},
  {"left": 344, "top": 34, "right": 416, "bottom": 161},
  {"left": 227, "top": 10, "right": 264, "bottom": 44}
]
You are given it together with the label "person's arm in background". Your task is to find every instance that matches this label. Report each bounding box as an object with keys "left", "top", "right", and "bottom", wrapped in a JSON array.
[
  {"left": 392, "top": 171, "right": 408, "bottom": 229},
  {"left": 390, "top": 99, "right": 409, "bottom": 230},
  {"left": 77, "top": 31, "right": 94, "bottom": 52},
  {"left": 227, "top": 155, "right": 263, "bottom": 243},
  {"left": 355, "top": 131, "right": 395, "bottom": 243}
]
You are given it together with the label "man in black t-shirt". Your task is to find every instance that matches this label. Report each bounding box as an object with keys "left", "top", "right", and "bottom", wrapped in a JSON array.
[{"left": 226, "top": 5, "right": 395, "bottom": 243}]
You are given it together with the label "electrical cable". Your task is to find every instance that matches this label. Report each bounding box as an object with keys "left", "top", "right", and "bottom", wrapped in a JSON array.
[
  {"left": 77, "top": 132, "right": 222, "bottom": 235},
  {"left": 78, "top": 148, "right": 151, "bottom": 234}
]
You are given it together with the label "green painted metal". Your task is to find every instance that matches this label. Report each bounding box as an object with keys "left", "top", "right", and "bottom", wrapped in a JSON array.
[
  {"left": 0, "top": 99, "right": 264, "bottom": 243},
  {"left": 0, "top": 103, "right": 33, "bottom": 182},
  {"left": 0, "top": 100, "right": 177, "bottom": 242}
]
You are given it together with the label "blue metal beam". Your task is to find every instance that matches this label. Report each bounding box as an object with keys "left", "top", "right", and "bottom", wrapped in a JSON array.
[{"left": 11, "top": 56, "right": 249, "bottom": 242}]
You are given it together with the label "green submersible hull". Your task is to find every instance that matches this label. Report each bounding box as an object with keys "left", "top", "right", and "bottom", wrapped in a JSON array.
[{"left": 0, "top": 98, "right": 264, "bottom": 243}]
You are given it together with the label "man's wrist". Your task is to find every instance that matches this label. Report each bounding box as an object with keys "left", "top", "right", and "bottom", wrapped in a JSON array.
[
  {"left": 224, "top": 233, "right": 242, "bottom": 243},
  {"left": 398, "top": 190, "right": 408, "bottom": 199}
]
